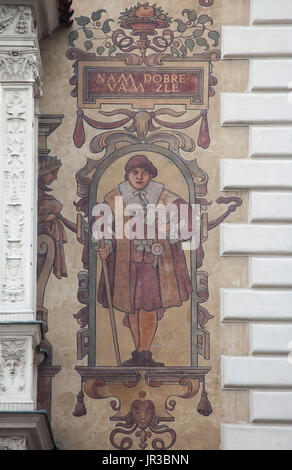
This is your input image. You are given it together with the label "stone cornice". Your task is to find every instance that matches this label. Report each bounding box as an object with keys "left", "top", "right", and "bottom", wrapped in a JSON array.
[
  {"left": 0, "top": 412, "right": 57, "bottom": 450},
  {"left": 0, "top": 0, "right": 66, "bottom": 40},
  {"left": 0, "top": 3, "right": 41, "bottom": 95}
]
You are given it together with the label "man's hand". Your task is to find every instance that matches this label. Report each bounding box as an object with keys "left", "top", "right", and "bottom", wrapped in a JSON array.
[{"left": 98, "top": 244, "right": 111, "bottom": 261}]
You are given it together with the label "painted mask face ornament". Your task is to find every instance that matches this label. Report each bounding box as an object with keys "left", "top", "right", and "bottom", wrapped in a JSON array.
[
  {"left": 109, "top": 398, "right": 176, "bottom": 450},
  {"left": 132, "top": 400, "right": 155, "bottom": 429}
]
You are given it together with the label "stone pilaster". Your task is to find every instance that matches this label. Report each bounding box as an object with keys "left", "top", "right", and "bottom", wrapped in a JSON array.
[
  {"left": 0, "top": 1, "right": 56, "bottom": 449},
  {"left": 0, "top": 3, "right": 40, "bottom": 320}
]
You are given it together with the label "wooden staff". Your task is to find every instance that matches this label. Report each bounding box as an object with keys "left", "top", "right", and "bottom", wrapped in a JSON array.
[{"left": 99, "top": 238, "right": 121, "bottom": 366}]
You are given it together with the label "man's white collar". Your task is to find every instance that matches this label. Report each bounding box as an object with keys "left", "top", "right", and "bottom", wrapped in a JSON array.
[{"left": 118, "top": 180, "right": 164, "bottom": 207}]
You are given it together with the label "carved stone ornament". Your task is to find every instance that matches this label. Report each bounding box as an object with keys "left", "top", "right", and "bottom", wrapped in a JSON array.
[
  {"left": 0, "top": 5, "right": 35, "bottom": 35},
  {"left": 0, "top": 50, "right": 41, "bottom": 84},
  {"left": 0, "top": 340, "right": 26, "bottom": 394},
  {"left": 1, "top": 90, "right": 27, "bottom": 303},
  {"left": 0, "top": 436, "right": 28, "bottom": 450}
]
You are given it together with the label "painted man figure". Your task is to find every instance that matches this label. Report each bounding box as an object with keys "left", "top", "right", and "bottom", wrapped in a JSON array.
[{"left": 93, "top": 155, "right": 196, "bottom": 367}]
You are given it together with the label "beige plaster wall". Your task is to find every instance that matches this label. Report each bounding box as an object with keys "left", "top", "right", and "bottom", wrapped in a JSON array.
[{"left": 39, "top": 0, "right": 250, "bottom": 449}]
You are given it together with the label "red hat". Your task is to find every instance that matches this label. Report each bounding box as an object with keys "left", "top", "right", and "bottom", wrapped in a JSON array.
[{"left": 125, "top": 155, "right": 157, "bottom": 180}]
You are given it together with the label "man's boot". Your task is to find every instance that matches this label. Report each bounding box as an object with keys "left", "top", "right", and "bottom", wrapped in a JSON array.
[
  {"left": 121, "top": 350, "right": 139, "bottom": 367},
  {"left": 138, "top": 350, "right": 164, "bottom": 367}
]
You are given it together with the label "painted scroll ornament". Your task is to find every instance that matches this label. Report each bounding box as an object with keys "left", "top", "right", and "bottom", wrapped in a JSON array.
[
  {"left": 73, "top": 108, "right": 212, "bottom": 151},
  {"left": 73, "top": 368, "right": 212, "bottom": 450},
  {"left": 68, "top": 5, "right": 219, "bottom": 62},
  {"left": 67, "top": 4, "right": 220, "bottom": 154}
]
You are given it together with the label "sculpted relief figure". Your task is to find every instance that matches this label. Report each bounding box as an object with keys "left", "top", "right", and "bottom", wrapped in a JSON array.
[{"left": 92, "top": 155, "right": 196, "bottom": 367}]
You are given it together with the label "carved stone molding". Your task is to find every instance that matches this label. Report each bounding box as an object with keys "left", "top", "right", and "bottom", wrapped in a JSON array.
[
  {"left": 0, "top": 411, "right": 56, "bottom": 450},
  {"left": 0, "top": 5, "right": 41, "bottom": 96},
  {"left": 0, "top": 5, "right": 43, "bottom": 315},
  {"left": 1, "top": 89, "right": 28, "bottom": 305},
  {"left": 0, "top": 4, "right": 35, "bottom": 35},
  {"left": 0, "top": 1, "right": 73, "bottom": 40},
  {"left": 0, "top": 324, "right": 43, "bottom": 409},
  {"left": 0, "top": 436, "right": 28, "bottom": 450},
  {"left": 0, "top": 50, "right": 42, "bottom": 100}
]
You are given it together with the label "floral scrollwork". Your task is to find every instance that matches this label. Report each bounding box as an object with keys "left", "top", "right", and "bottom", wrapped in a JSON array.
[{"left": 67, "top": 4, "right": 220, "bottom": 61}]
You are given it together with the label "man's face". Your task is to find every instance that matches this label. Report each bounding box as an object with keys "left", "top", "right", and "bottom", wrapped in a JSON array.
[{"left": 128, "top": 167, "right": 151, "bottom": 190}]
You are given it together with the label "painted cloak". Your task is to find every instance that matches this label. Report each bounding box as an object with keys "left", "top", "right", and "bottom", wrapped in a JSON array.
[{"left": 95, "top": 181, "right": 202, "bottom": 324}]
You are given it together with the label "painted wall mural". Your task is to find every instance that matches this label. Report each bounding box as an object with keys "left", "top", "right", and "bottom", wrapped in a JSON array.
[{"left": 38, "top": 0, "right": 247, "bottom": 450}]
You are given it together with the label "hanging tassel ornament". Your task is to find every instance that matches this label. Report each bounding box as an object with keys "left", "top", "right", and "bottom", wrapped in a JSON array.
[
  {"left": 73, "top": 383, "right": 87, "bottom": 417},
  {"left": 197, "top": 110, "right": 210, "bottom": 149},
  {"left": 73, "top": 110, "right": 86, "bottom": 148},
  {"left": 197, "top": 378, "right": 213, "bottom": 417},
  {"left": 73, "top": 109, "right": 133, "bottom": 149}
]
